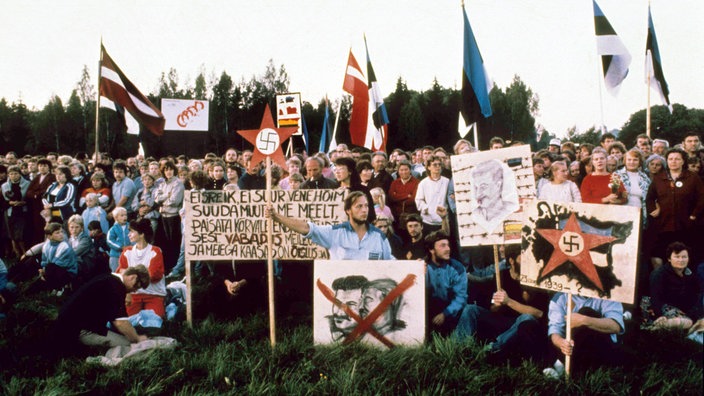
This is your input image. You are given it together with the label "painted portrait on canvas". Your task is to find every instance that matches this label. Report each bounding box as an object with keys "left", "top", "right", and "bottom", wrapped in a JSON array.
[
  {"left": 313, "top": 260, "right": 425, "bottom": 348},
  {"left": 451, "top": 145, "right": 536, "bottom": 246},
  {"left": 520, "top": 200, "right": 641, "bottom": 303}
]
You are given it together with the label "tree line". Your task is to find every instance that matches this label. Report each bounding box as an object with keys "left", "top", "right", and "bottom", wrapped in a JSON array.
[{"left": 1, "top": 60, "right": 702, "bottom": 159}]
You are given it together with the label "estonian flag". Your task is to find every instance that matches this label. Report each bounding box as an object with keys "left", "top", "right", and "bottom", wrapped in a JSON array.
[
  {"left": 460, "top": 4, "right": 492, "bottom": 131},
  {"left": 319, "top": 97, "right": 330, "bottom": 154},
  {"left": 99, "top": 45, "right": 165, "bottom": 136},
  {"left": 593, "top": 0, "right": 631, "bottom": 95},
  {"left": 646, "top": 6, "right": 672, "bottom": 113},
  {"left": 365, "top": 36, "right": 390, "bottom": 152}
]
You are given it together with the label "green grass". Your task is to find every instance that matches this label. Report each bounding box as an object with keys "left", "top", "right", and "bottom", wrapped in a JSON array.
[{"left": 1, "top": 290, "right": 702, "bottom": 395}]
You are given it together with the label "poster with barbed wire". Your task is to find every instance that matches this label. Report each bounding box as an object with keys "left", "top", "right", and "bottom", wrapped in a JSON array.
[
  {"left": 520, "top": 200, "right": 641, "bottom": 303},
  {"left": 450, "top": 145, "right": 536, "bottom": 246}
]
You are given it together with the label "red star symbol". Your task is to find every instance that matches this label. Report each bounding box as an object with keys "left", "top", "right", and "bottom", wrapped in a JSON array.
[
  {"left": 536, "top": 213, "right": 616, "bottom": 291},
  {"left": 237, "top": 104, "right": 297, "bottom": 171}
]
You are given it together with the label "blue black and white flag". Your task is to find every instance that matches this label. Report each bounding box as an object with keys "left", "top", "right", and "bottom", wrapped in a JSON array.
[{"left": 593, "top": 0, "right": 631, "bottom": 95}]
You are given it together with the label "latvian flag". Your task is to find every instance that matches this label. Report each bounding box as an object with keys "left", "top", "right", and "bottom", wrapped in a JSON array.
[
  {"left": 342, "top": 50, "right": 371, "bottom": 149},
  {"left": 460, "top": 4, "right": 492, "bottom": 131},
  {"left": 365, "top": 37, "right": 390, "bottom": 152},
  {"left": 99, "top": 45, "right": 165, "bottom": 136},
  {"left": 593, "top": 0, "right": 631, "bottom": 95},
  {"left": 645, "top": 6, "right": 672, "bottom": 113}
]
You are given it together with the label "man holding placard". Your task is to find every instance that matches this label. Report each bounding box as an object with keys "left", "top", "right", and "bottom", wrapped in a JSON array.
[
  {"left": 266, "top": 191, "right": 393, "bottom": 261},
  {"left": 544, "top": 294, "right": 625, "bottom": 377}
]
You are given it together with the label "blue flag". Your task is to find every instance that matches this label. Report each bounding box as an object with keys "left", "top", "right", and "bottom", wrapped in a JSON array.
[
  {"left": 319, "top": 98, "right": 330, "bottom": 153},
  {"left": 301, "top": 111, "right": 309, "bottom": 154},
  {"left": 460, "top": 4, "right": 492, "bottom": 129}
]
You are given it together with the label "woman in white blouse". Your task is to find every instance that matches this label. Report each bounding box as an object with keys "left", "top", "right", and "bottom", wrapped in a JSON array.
[
  {"left": 614, "top": 149, "right": 651, "bottom": 227},
  {"left": 538, "top": 161, "right": 582, "bottom": 203}
]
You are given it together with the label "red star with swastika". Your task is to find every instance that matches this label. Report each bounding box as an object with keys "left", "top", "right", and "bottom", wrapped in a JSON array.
[
  {"left": 536, "top": 213, "right": 616, "bottom": 291},
  {"left": 237, "top": 104, "right": 297, "bottom": 171}
]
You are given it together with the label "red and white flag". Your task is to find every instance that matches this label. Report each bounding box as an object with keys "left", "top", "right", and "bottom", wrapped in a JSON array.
[
  {"left": 342, "top": 51, "right": 371, "bottom": 148},
  {"left": 99, "top": 45, "right": 165, "bottom": 136}
]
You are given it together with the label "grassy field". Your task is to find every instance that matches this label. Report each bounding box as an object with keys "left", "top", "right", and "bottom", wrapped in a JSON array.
[{"left": 1, "top": 288, "right": 702, "bottom": 396}]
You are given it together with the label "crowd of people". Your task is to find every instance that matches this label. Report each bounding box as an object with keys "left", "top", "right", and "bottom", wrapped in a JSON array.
[{"left": 0, "top": 130, "right": 702, "bottom": 373}]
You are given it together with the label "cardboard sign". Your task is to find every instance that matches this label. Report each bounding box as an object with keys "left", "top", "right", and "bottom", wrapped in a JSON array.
[
  {"left": 161, "top": 98, "right": 209, "bottom": 131},
  {"left": 520, "top": 200, "right": 641, "bottom": 303},
  {"left": 184, "top": 189, "right": 346, "bottom": 260},
  {"left": 276, "top": 93, "right": 302, "bottom": 135},
  {"left": 313, "top": 260, "right": 425, "bottom": 349},
  {"left": 450, "top": 145, "right": 536, "bottom": 246}
]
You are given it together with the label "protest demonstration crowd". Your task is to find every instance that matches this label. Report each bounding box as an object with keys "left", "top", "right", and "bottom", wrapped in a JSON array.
[{"left": 0, "top": 130, "right": 703, "bottom": 377}]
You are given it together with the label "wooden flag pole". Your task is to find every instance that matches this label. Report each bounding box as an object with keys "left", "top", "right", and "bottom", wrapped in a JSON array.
[
  {"left": 94, "top": 39, "right": 103, "bottom": 162},
  {"left": 565, "top": 292, "right": 573, "bottom": 379},
  {"left": 493, "top": 244, "right": 502, "bottom": 291},
  {"left": 266, "top": 156, "right": 276, "bottom": 347},
  {"left": 185, "top": 258, "right": 192, "bottom": 326}
]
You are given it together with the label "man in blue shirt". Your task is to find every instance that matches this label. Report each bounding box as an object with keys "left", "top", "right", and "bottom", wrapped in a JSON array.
[
  {"left": 267, "top": 191, "right": 392, "bottom": 261},
  {"left": 111, "top": 161, "right": 136, "bottom": 219},
  {"left": 425, "top": 231, "right": 473, "bottom": 341},
  {"left": 545, "top": 293, "right": 625, "bottom": 376}
]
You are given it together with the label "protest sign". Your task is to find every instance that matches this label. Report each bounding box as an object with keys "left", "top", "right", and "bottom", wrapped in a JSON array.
[
  {"left": 161, "top": 98, "right": 209, "bottom": 131},
  {"left": 520, "top": 200, "right": 641, "bottom": 303},
  {"left": 450, "top": 145, "right": 536, "bottom": 246},
  {"left": 184, "top": 189, "right": 347, "bottom": 261},
  {"left": 313, "top": 260, "right": 425, "bottom": 349}
]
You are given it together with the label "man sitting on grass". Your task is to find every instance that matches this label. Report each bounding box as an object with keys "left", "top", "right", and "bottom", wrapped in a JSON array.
[
  {"left": 462, "top": 244, "right": 549, "bottom": 362},
  {"left": 49, "top": 265, "right": 151, "bottom": 357},
  {"left": 425, "top": 231, "right": 473, "bottom": 341},
  {"left": 544, "top": 293, "right": 625, "bottom": 377}
]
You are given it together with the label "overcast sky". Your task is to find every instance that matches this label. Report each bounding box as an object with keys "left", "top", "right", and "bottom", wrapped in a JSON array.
[{"left": 1, "top": 0, "right": 702, "bottom": 138}]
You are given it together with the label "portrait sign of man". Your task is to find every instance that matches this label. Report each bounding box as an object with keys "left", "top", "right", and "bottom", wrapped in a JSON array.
[{"left": 469, "top": 159, "right": 519, "bottom": 234}]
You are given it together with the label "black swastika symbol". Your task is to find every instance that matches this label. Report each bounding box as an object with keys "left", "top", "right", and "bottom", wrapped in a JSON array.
[
  {"left": 257, "top": 130, "right": 278, "bottom": 152},
  {"left": 562, "top": 234, "right": 581, "bottom": 253}
]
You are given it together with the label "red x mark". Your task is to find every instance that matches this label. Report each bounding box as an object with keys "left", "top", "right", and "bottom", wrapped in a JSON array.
[{"left": 316, "top": 274, "right": 417, "bottom": 349}]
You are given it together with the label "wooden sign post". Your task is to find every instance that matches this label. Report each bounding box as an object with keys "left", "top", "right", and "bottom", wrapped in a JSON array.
[
  {"left": 520, "top": 200, "right": 641, "bottom": 379},
  {"left": 237, "top": 104, "right": 297, "bottom": 347}
]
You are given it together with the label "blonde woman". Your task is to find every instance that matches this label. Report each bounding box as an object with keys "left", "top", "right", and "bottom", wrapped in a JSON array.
[{"left": 538, "top": 161, "right": 582, "bottom": 203}]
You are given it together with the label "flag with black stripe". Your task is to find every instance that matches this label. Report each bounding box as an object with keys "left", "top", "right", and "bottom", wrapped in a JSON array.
[
  {"left": 593, "top": 0, "right": 631, "bottom": 95},
  {"left": 646, "top": 6, "right": 672, "bottom": 113}
]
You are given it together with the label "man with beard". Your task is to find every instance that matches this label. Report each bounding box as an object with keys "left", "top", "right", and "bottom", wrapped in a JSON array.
[
  {"left": 266, "top": 191, "right": 393, "bottom": 260},
  {"left": 399, "top": 214, "right": 427, "bottom": 260}
]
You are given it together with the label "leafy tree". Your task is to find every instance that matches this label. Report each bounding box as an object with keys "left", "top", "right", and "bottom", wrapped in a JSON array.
[
  {"left": 64, "top": 90, "right": 86, "bottom": 154},
  {"left": 399, "top": 94, "right": 427, "bottom": 150},
  {"left": 0, "top": 99, "right": 32, "bottom": 155},
  {"left": 479, "top": 75, "right": 538, "bottom": 148},
  {"left": 619, "top": 104, "right": 704, "bottom": 148},
  {"left": 565, "top": 125, "right": 601, "bottom": 146},
  {"left": 76, "top": 65, "right": 96, "bottom": 155},
  {"left": 422, "top": 78, "right": 456, "bottom": 151},
  {"left": 194, "top": 69, "right": 208, "bottom": 100},
  {"left": 386, "top": 77, "right": 414, "bottom": 151}
]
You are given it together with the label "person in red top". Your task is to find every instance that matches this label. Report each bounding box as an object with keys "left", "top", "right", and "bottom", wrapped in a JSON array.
[
  {"left": 580, "top": 147, "right": 627, "bottom": 205},
  {"left": 388, "top": 160, "right": 420, "bottom": 223},
  {"left": 117, "top": 218, "right": 166, "bottom": 318},
  {"left": 81, "top": 173, "right": 112, "bottom": 210}
]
